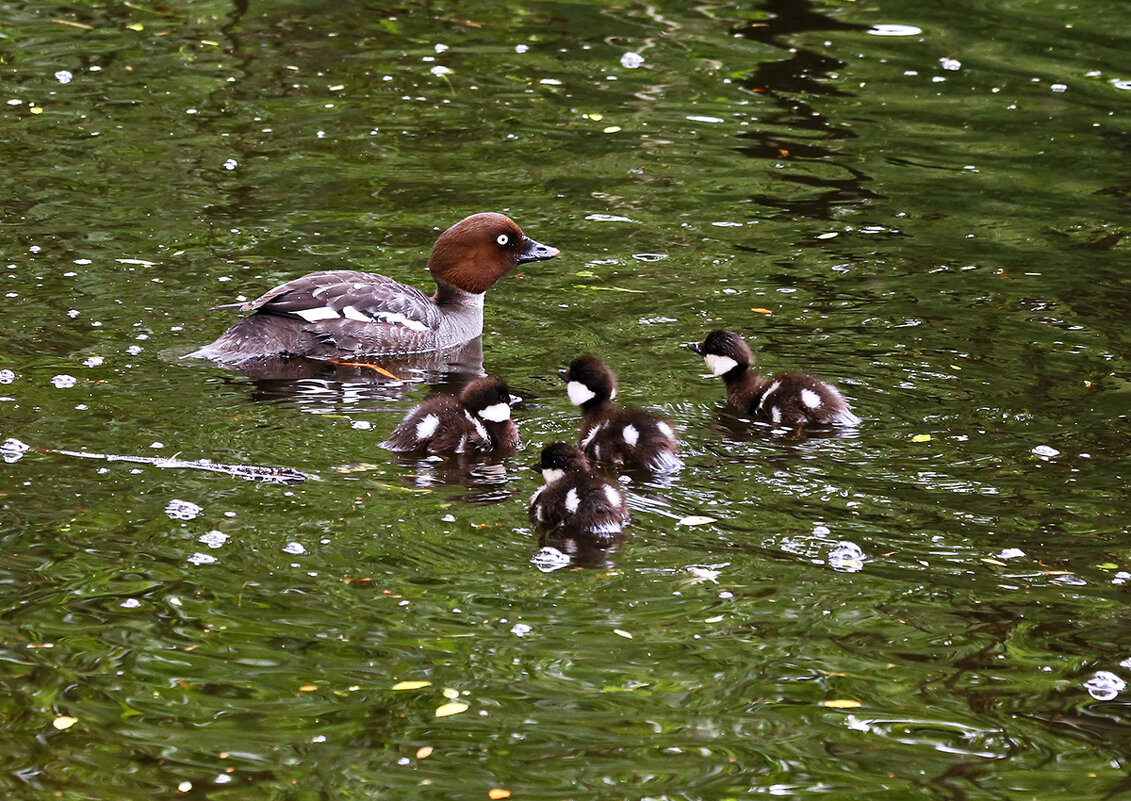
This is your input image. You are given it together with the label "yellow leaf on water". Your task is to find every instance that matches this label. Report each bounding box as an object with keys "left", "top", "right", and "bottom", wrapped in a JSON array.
[
  {"left": 299, "top": 684, "right": 318, "bottom": 692},
  {"left": 613, "top": 629, "right": 633, "bottom": 639},
  {"left": 820, "top": 699, "right": 861, "bottom": 709},
  {"left": 442, "top": 687, "right": 460, "bottom": 699},
  {"left": 126, "top": 22, "right": 144, "bottom": 30},
  {"left": 30, "top": 107, "right": 44, "bottom": 114},
  {"left": 603, "top": 126, "right": 622, "bottom": 133},
  {"left": 177, "top": 781, "right": 192, "bottom": 792},
  {"left": 678, "top": 515, "right": 716, "bottom": 526},
  {"left": 816, "top": 231, "right": 838, "bottom": 239},
  {"left": 435, "top": 702, "right": 469, "bottom": 717},
  {"left": 489, "top": 790, "right": 512, "bottom": 800},
  {"left": 981, "top": 558, "right": 1007, "bottom": 567},
  {"left": 392, "top": 680, "right": 431, "bottom": 691},
  {"left": 750, "top": 307, "right": 773, "bottom": 315},
  {"left": 911, "top": 434, "right": 932, "bottom": 443},
  {"left": 53, "top": 716, "right": 78, "bottom": 730},
  {"left": 416, "top": 746, "right": 434, "bottom": 759}
]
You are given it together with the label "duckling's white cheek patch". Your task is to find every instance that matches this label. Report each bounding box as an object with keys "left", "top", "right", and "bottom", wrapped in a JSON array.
[
  {"left": 622, "top": 424, "right": 639, "bottom": 446},
  {"left": 415, "top": 414, "right": 439, "bottom": 439},
  {"left": 565, "top": 488, "right": 580, "bottom": 514},
  {"left": 295, "top": 306, "right": 340, "bottom": 323},
  {"left": 800, "top": 388, "right": 822, "bottom": 409},
  {"left": 478, "top": 402, "right": 511, "bottom": 422},
  {"left": 704, "top": 354, "right": 738, "bottom": 376},
  {"left": 542, "top": 468, "right": 564, "bottom": 484},
  {"left": 567, "top": 381, "right": 596, "bottom": 406}
]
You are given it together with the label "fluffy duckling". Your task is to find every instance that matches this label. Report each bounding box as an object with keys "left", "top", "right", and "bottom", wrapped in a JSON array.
[
  {"left": 529, "top": 443, "right": 630, "bottom": 538},
  {"left": 560, "top": 356, "right": 681, "bottom": 473},
  {"left": 384, "top": 377, "right": 519, "bottom": 454},
  {"left": 689, "top": 330, "right": 860, "bottom": 427}
]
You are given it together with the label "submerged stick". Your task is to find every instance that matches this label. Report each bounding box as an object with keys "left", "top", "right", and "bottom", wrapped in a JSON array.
[{"left": 43, "top": 446, "right": 309, "bottom": 485}]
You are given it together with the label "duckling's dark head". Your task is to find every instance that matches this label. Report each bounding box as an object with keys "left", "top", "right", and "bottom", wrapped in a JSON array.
[
  {"left": 688, "top": 330, "right": 752, "bottom": 377},
  {"left": 459, "top": 376, "right": 514, "bottom": 423},
  {"left": 537, "top": 441, "right": 591, "bottom": 481},
  {"left": 559, "top": 356, "right": 617, "bottom": 406}
]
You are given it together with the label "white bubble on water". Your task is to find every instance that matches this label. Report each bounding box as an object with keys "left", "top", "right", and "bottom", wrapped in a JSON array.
[
  {"left": 940, "top": 57, "right": 961, "bottom": 71},
  {"left": 120, "top": 598, "right": 141, "bottom": 608},
  {"left": 1084, "top": 671, "right": 1125, "bottom": 701},
  {"left": 514, "top": 44, "right": 529, "bottom": 54},
  {"left": 620, "top": 52, "right": 644, "bottom": 69},
  {"left": 51, "top": 374, "right": 77, "bottom": 388},
  {"left": 165, "top": 499, "right": 202, "bottom": 520},
  {"left": 222, "top": 158, "right": 237, "bottom": 170},
  {"left": 55, "top": 70, "right": 73, "bottom": 84},
  {"left": 828, "top": 541, "right": 866, "bottom": 572},
  {"left": 510, "top": 622, "right": 532, "bottom": 637},
  {"left": 187, "top": 552, "right": 218, "bottom": 565},
  {"left": 283, "top": 541, "right": 306, "bottom": 555},
  {"left": 531, "top": 546, "right": 570, "bottom": 572},
  {"left": 0, "top": 369, "right": 14, "bottom": 383},
  {"left": 199, "top": 530, "right": 228, "bottom": 548},
  {"left": 867, "top": 24, "right": 922, "bottom": 36},
  {"left": 1032, "top": 445, "right": 1060, "bottom": 458},
  {"left": 2, "top": 438, "right": 30, "bottom": 463}
]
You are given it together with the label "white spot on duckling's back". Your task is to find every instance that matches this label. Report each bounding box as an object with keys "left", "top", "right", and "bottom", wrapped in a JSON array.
[
  {"left": 758, "top": 380, "right": 781, "bottom": 410},
  {"left": 581, "top": 422, "right": 603, "bottom": 447},
  {"left": 622, "top": 424, "right": 639, "bottom": 446},
  {"left": 704, "top": 354, "right": 738, "bottom": 377},
  {"left": 565, "top": 488, "right": 580, "bottom": 513},
  {"left": 567, "top": 381, "right": 596, "bottom": 406},
  {"left": 656, "top": 421, "right": 675, "bottom": 441},
  {"left": 603, "top": 484, "right": 622, "bottom": 507},
  {"left": 801, "top": 388, "right": 822, "bottom": 409},
  {"left": 465, "top": 411, "right": 489, "bottom": 441},
  {"left": 415, "top": 414, "right": 439, "bottom": 439},
  {"left": 295, "top": 306, "right": 340, "bottom": 322}
]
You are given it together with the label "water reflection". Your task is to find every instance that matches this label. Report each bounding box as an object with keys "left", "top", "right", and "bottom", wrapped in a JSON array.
[{"left": 733, "top": 0, "right": 878, "bottom": 217}]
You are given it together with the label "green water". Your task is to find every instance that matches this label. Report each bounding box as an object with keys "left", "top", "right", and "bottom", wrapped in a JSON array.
[{"left": 2, "top": 0, "right": 1130, "bottom": 798}]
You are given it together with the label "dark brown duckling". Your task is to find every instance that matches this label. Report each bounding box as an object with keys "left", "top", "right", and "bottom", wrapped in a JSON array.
[
  {"left": 688, "top": 330, "right": 860, "bottom": 427},
  {"left": 559, "top": 356, "right": 682, "bottom": 473},
  {"left": 384, "top": 376, "right": 519, "bottom": 454},
  {"left": 528, "top": 442, "right": 630, "bottom": 539}
]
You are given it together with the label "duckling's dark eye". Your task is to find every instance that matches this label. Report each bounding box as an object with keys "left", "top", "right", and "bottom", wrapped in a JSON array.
[{"left": 496, "top": 234, "right": 510, "bottom": 246}]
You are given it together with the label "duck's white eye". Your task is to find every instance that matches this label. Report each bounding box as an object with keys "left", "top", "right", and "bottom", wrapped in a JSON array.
[{"left": 496, "top": 234, "right": 509, "bottom": 246}]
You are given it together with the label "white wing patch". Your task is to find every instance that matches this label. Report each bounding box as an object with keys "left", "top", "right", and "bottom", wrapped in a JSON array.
[
  {"left": 757, "top": 380, "right": 781, "bottom": 410},
  {"left": 656, "top": 421, "right": 675, "bottom": 441},
  {"left": 603, "top": 484, "right": 622, "bottom": 507},
  {"left": 564, "top": 488, "right": 580, "bottom": 514},
  {"left": 478, "top": 402, "right": 511, "bottom": 423},
  {"left": 295, "top": 306, "right": 340, "bottom": 322},
  {"left": 704, "top": 354, "right": 738, "bottom": 377},
  {"left": 580, "top": 422, "right": 604, "bottom": 447},
  {"left": 567, "top": 381, "right": 596, "bottom": 406},
  {"left": 771, "top": 406, "right": 782, "bottom": 423},
  {"left": 342, "top": 305, "right": 371, "bottom": 322},
  {"left": 375, "top": 311, "right": 428, "bottom": 332},
  {"left": 415, "top": 414, "right": 439, "bottom": 440},
  {"left": 465, "top": 411, "right": 489, "bottom": 442},
  {"left": 801, "top": 388, "right": 822, "bottom": 409},
  {"left": 622, "top": 424, "right": 639, "bottom": 446}
]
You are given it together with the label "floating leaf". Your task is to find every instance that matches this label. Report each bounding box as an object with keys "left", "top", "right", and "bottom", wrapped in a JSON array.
[
  {"left": 613, "top": 629, "right": 633, "bottom": 639},
  {"left": 489, "top": 790, "right": 512, "bottom": 800},
  {"left": 442, "top": 688, "right": 460, "bottom": 700},
  {"left": 435, "top": 702, "right": 469, "bottom": 717},
  {"left": 980, "top": 558, "right": 1007, "bottom": 566},
  {"left": 30, "top": 107, "right": 44, "bottom": 114},
  {"left": 677, "top": 515, "right": 716, "bottom": 526},
  {"left": 177, "top": 781, "right": 192, "bottom": 793},
  {"left": 299, "top": 684, "right": 318, "bottom": 692},
  {"left": 52, "top": 716, "right": 78, "bottom": 730},
  {"left": 750, "top": 307, "right": 773, "bottom": 315},
  {"left": 573, "top": 284, "right": 644, "bottom": 293},
  {"left": 603, "top": 125, "right": 622, "bottom": 133},
  {"left": 126, "top": 22, "right": 144, "bottom": 30},
  {"left": 392, "top": 680, "right": 431, "bottom": 691},
  {"left": 1098, "top": 563, "right": 1119, "bottom": 570},
  {"left": 704, "top": 615, "right": 724, "bottom": 623},
  {"left": 911, "top": 434, "right": 932, "bottom": 443},
  {"left": 816, "top": 231, "right": 838, "bottom": 239},
  {"left": 820, "top": 699, "right": 861, "bottom": 709},
  {"left": 416, "top": 746, "right": 433, "bottom": 759}
]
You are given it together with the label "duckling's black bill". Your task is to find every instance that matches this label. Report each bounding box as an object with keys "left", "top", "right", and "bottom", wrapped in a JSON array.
[
  {"left": 557, "top": 368, "right": 570, "bottom": 381},
  {"left": 685, "top": 342, "right": 705, "bottom": 355},
  {"left": 517, "top": 237, "right": 560, "bottom": 264}
]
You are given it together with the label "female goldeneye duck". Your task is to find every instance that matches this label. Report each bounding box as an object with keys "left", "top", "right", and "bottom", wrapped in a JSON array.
[
  {"left": 528, "top": 442, "right": 629, "bottom": 538},
  {"left": 559, "top": 356, "right": 682, "bottom": 473},
  {"left": 187, "top": 212, "right": 559, "bottom": 364},
  {"left": 384, "top": 376, "right": 519, "bottom": 454},
  {"left": 688, "top": 330, "right": 860, "bottom": 427}
]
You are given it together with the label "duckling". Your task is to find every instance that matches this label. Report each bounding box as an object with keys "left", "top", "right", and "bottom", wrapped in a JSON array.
[
  {"left": 529, "top": 442, "right": 629, "bottom": 538},
  {"left": 559, "top": 356, "right": 682, "bottom": 473},
  {"left": 688, "top": 330, "right": 860, "bottom": 426},
  {"left": 384, "top": 376, "right": 519, "bottom": 454}
]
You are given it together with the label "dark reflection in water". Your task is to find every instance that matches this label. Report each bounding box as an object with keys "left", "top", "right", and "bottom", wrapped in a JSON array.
[
  {"left": 733, "top": 0, "right": 878, "bottom": 218},
  {"left": 536, "top": 530, "right": 625, "bottom": 571},
  {"left": 385, "top": 453, "right": 518, "bottom": 504}
]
